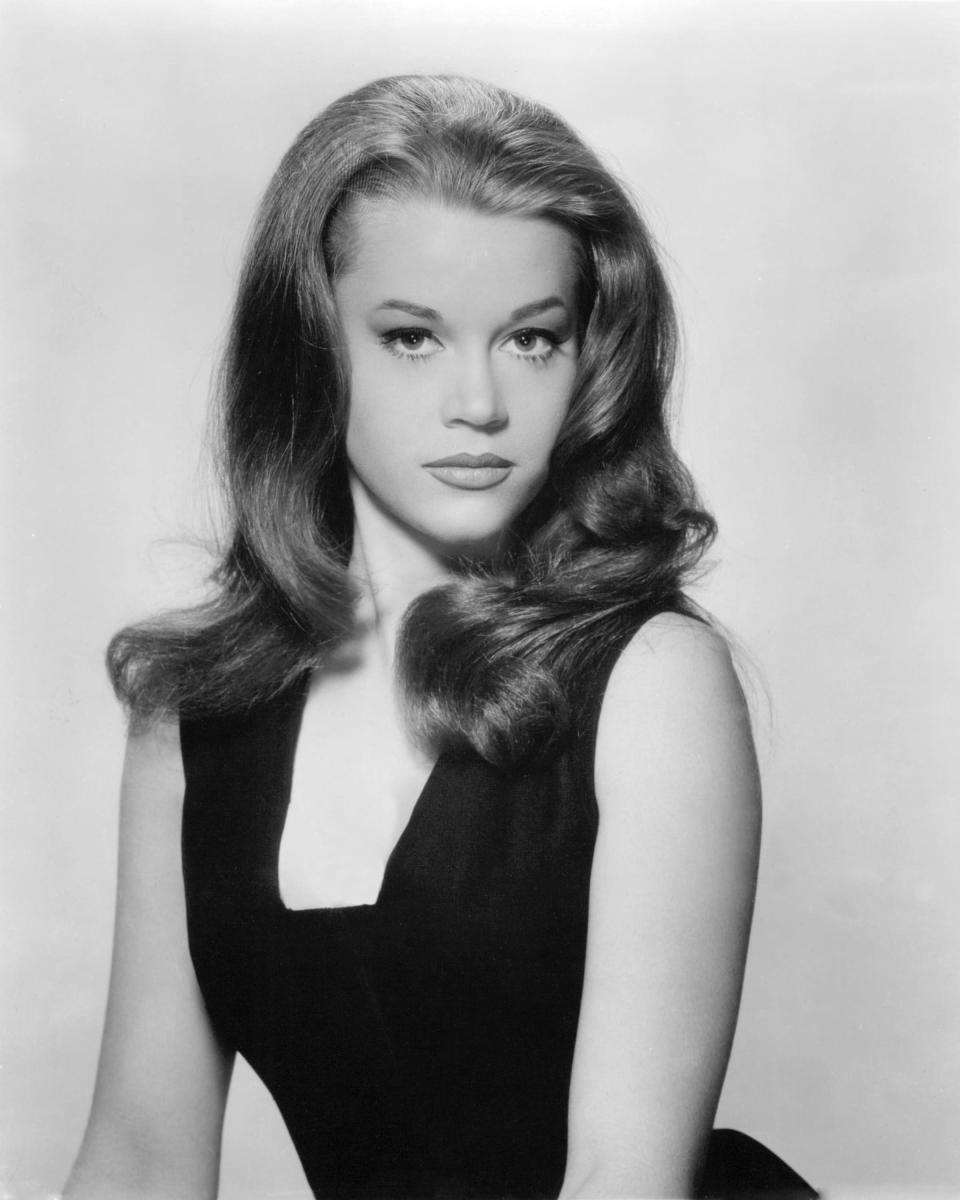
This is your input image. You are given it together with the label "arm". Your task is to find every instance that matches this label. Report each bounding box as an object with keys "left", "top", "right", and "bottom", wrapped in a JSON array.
[
  {"left": 64, "top": 721, "right": 234, "bottom": 1200},
  {"left": 560, "top": 613, "right": 761, "bottom": 1199}
]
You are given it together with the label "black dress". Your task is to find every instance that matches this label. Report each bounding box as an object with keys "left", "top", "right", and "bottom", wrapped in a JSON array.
[{"left": 180, "top": 667, "right": 816, "bottom": 1199}]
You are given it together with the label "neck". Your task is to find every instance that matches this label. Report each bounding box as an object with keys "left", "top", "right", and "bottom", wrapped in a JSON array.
[{"left": 348, "top": 475, "right": 454, "bottom": 667}]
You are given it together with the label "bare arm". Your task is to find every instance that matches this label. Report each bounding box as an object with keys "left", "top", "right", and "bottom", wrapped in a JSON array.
[
  {"left": 65, "top": 721, "right": 234, "bottom": 1200},
  {"left": 560, "top": 614, "right": 761, "bottom": 1199}
]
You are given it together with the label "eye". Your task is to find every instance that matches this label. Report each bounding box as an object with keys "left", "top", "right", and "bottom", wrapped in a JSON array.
[
  {"left": 380, "top": 327, "right": 442, "bottom": 361},
  {"left": 503, "top": 327, "right": 563, "bottom": 362}
]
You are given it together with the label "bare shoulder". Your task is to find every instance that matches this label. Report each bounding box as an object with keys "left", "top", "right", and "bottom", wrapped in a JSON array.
[
  {"left": 115, "top": 716, "right": 187, "bottom": 928},
  {"left": 595, "top": 611, "right": 759, "bottom": 823},
  {"left": 114, "top": 718, "right": 187, "bottom": 894},
  {"left": 600, "top": 611, "right": 744, "bottom": 723},
  {"left": 121, "top": 716, "right": 185, "bottom": 806}
]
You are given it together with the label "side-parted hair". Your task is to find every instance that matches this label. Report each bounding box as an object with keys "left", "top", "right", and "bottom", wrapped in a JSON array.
[{"left": 109, "top": 74, "right": 715, "bottom": 767}]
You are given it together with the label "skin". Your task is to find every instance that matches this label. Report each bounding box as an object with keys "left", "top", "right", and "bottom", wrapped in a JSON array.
[
  {"left": 339, "top": 197, "right": 581, "bottom": 564},
  {"left": 65, "top": 198, "right": 760, "bottom": 1198}
]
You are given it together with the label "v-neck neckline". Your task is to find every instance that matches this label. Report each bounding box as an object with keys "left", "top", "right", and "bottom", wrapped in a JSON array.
[{"left": 273, "top": 673, "right": 447, "bottom": 915}]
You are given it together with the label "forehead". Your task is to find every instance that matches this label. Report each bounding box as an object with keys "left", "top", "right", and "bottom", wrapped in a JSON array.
[{"left": 334, "top": 198, "right": 578, "bottom": 315}]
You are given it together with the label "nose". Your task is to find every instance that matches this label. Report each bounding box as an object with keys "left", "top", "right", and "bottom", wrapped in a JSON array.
[{"left": 442, "top": 350, "right": 507, "bottom": 430}]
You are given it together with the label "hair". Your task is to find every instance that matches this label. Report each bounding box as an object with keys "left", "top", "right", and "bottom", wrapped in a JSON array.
[{"left": 109, "top": 74, "right": 716, "bottom": 767}]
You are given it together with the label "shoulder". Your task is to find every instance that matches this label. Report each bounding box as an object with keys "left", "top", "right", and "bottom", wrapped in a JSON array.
[
  {"left": 598, "top": 612, "right": 747, "bottom": 728},
  {"left": 124, "top": 714, "right": 183, "bottom": 774},
  {"left": 594, "top": 611, "right": 759, "bottom": 831},
  {"left": 120, "top": 717, "right": 185, "bottom": 817}
]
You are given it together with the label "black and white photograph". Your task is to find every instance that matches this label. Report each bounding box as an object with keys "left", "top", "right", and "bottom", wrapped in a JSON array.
[{"left": 2, "top": 2, "right": 958, "bottom": 1197}]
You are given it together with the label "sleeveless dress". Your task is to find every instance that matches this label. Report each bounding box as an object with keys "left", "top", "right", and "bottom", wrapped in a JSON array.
[{"left": 180, "top": 663, "right": 817, "bottom": 1199}]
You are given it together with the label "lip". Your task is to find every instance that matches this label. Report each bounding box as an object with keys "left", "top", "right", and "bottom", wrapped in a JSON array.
[
  {"left": 422, "top": 453, "right": 515, "bottom": 491},
  {"left": 423, "top": 453, "right": 514, "bottom": 469}
]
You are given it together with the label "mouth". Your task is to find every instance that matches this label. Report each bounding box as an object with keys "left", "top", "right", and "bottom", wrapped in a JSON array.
[
  {"left": 424, "top": 453, "right": 514, "bottom": 469},
  {"left": 422, "top": 452, "right": 515, "bottom": 491}
]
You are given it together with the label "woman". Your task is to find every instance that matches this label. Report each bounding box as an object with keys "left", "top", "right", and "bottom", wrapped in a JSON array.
[{"left": 65, "top": 75, "right": 814, "bottom": 1198}]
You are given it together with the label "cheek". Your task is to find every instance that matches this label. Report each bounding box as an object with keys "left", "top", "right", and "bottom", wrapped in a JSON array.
[
  {"left": 512, "top": 376, "right": 576, "bottom": 462},
  {"left": 346, "top": 408, "right": 404, "bottom": 486},
  {"left": 344, "top": 362, "right": 420, "bottom": 467}
]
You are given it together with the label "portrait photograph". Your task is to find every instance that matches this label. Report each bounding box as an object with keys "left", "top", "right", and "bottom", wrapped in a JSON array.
[{"left": 2, "top": 2, "right": 958, "bottom": 1197}]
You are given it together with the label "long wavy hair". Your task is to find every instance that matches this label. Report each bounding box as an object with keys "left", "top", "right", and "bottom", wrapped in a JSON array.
[{"left": 109, "top": 74, "right": 716, "bottom": 767}]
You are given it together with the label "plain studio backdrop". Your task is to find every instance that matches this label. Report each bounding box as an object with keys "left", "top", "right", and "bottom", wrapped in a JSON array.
[{"left": 2, "top": 2, "right": 958, "bottom": 1197}]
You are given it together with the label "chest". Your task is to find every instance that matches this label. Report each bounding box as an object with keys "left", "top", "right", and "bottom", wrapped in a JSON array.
[{"left": 279, "top": 667, "right": 436, "bottom": 909}]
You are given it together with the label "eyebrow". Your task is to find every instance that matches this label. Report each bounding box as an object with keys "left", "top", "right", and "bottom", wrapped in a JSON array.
[{"left": 374, "top": 296, "right": 570, "bottom": 323}]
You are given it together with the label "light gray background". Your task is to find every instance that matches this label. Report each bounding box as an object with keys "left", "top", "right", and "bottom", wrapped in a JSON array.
[{"left": 2, "top": 2, "right": 958, "bottom": 1196}]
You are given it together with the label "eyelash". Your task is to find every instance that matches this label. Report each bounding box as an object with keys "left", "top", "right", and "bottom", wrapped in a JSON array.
[{"left": 379, "top": 327, "right": 564, "bottom": 365}]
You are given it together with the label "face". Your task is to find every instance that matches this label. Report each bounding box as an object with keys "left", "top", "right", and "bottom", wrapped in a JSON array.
[{"left": 333, "top": 198, "right": 580, "bottom": 560}]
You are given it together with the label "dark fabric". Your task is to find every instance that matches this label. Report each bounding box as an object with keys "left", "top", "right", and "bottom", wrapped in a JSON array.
[
  {"left": 181, "top": 674, "right": 598, "bottom": 1199},
  {"left": 181, "top": 666, "right": 816, "bottom": 1199},
  {"left": 701, "top": 1130, "right": 819, "bottom": 1198}
]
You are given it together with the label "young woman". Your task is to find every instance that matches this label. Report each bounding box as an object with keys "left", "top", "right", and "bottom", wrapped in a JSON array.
[{"left": 65, "top": 75, "right": 815, "bottom": 1199}]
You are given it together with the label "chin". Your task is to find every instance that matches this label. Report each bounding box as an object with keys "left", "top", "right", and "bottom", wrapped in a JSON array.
[
  {"left": 419, "top": 523, "right": 508, "bottom": 564},
  {"left": 406, "top": 503, "right": 518, "bottom": 560},
  {"left": 412, "top": 493, "right": 546, "bottom": 565}
]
